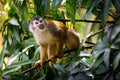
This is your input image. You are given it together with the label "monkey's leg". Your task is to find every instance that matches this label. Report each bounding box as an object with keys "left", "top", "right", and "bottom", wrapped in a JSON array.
[
  {"left": 48, "top": 44, "right": 56, "bottom": 67},
  {"left": 65, "top": 30, "right": 80, "bottom": 54},
  {"left": 35, "top": 45, "right": 47, "bottom": 68},
  {"left": 56, "top": 41, "right": 64, "bottom": 58}
]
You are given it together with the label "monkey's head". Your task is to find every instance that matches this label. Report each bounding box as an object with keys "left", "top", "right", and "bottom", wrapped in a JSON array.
[{"left": 29, "top": 16, "right": 47, "bottom": 32}]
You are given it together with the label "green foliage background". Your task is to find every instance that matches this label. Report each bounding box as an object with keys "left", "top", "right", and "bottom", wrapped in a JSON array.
[{"left": 0, "top": 0, "right": 120, "bottom": 80}]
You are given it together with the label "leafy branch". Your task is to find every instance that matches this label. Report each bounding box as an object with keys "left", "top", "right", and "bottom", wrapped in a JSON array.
[
  {"left": 21, "top": 29, "right": 103, "bottom": 74},
  {"left": 21, "top": 48, "right": 77, "bottom": 74}
]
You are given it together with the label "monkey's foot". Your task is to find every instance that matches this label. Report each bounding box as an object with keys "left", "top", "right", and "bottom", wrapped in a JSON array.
[
  {"left": 49, "top": 56, "right": 56, "bottom": 67},
  {"left": 34, "top": 61, "right": 44, "bottom": 68},
  {"left": 58, "top": 53, "right": 63, "bottom": 58},
  {"left": 49, "top": 55, "right": 56, "bottom": 62}
]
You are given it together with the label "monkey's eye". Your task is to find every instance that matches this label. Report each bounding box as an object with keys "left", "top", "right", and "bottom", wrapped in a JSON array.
[
  {"left": 35, "top": 22, "right": 39, "bottom": 24},
  {"left": 39, "top": 20, "right": 43, "bottom": 23}
]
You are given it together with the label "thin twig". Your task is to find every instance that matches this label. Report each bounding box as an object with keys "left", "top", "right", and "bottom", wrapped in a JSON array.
[
  {"left": 57, "top": 19, "right": 115, "bottom": 23},
  {"left": 45, "top": 15, "right": 115, "bottom": 23},
  {"left": 87, "top": 29, "right": 103, "bottom": 39}
]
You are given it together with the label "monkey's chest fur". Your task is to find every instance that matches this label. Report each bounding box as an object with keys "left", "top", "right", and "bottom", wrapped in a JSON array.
[{"left": 33, "top": 29, "right": 65, "bottom": 45}]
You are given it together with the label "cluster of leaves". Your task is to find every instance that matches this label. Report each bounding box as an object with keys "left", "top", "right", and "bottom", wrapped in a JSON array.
[
  {"left": 91, "top": 23, "right": 120, "bottom": 80},
  {"left": 0, "top": 0, "right": 120, "bottom": 80}
]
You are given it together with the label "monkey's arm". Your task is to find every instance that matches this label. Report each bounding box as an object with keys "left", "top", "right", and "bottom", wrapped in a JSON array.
[{"left": 35, "top": 44, "right": 47, "bottom": 67}]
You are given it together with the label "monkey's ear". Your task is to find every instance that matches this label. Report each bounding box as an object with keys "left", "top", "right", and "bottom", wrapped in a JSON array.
[{"left": 29, "top": 21, "right": 34, "bottom": 32}]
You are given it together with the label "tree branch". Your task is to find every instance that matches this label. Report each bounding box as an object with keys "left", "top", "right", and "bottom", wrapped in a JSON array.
[
  {"left": 57, "top": 19, "right": 115, "bottom": 23},
  {"left": 21, "top": 48, "right": 77, "bottom": 74},
  {"left": 87, "top": 29, "right": 103, "bottom": 39}
]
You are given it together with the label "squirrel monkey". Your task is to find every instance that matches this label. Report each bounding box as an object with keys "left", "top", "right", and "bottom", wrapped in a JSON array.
[{"left": 29, "top": 16, "right": 80, "bottom": 67}]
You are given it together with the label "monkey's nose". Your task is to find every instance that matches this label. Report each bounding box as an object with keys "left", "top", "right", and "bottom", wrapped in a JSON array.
[{"left": 39, "top": 24, "right": 44, "bottom": 29}]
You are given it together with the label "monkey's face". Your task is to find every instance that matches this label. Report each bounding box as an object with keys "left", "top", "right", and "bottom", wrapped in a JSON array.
[{"left": 30, "top": 16, "right": 47, "bottom": 31}]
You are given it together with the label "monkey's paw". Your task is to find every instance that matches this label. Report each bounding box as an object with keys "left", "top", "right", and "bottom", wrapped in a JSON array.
[
  {"left": 49, "top": 56, "right": 56, "bottom": 67},
  {"left": 49, "top": 55, "right": 56, "bottom": 62},
  {"left": 34, "top": 60, "right": 44, "bottom": 68},
  {"left": 58, "top": 53, "right": 63, "bottom": 58}
]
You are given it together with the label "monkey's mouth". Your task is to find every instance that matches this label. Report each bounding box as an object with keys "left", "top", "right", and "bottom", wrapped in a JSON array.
[{"left": 38, "top": 25, "right": 44, "bottom": 29}]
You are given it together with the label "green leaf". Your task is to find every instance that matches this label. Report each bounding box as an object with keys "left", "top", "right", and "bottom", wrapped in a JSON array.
[
  {"left": 21, "top": 38, "right": 37, "bottom": 47},
  {"left": 111, "top": 26, "right": 120, "bottom": 40},
  {"left": 91, "top": 56, "right": 103, "bottom": 71},
  {"left": 70, "top": 68, "right": 82, "bottom": 75},
  {"left": 33, "top": 0, "right": 42, "bottom": 7},
  {"left": 8, "top": 17, "right": 19, "bottom": 26},
  {"left": 42, "top": 0, "right": 50, "bottom": 16},
  {"left": 43, "top": 0, "right": 50, "bottom": 10},
  {"left": 77, "top": 0, "right": 82, "bottom": 3},
  {"left": 74, "top": 72, "right": 92, "bottom": 80},
  {"left": 95, "top": 64, "right": 108, "bottom": 75},
  {"left": 0, "top": 42, "right": 7, "bottom": 69},
  {"left": 112, "top": 0, "right": 120, "bottom": 14},
  {"left": 92, "top": 49, "right": 105, "bottom": 59},
  {"left": 52, "top": 0, "right": 63, "bottom": 9},
  {"left": 8, "top": 33, "right": 12, "bottom": 45},
  {"left": 84, "top": 0, "right": 101, "bottom": 19},
  {"left": 22, "top": 45, "right": 35, "bottom": 52},
  {"left": 103, "top": 36, "right": 109, "bottom": 44},
  {"left": 80, "top": 51, "right": 91, "bottom": 57},
  {"left": 113, "top": 52, "right": 120, "bottom": 70},
  {"left": 21, "top": 19, "right": 29, "bottom": 32},
  {"left": 7, "top": 60, "right": 37, "bottom": 68},
  {"left": 115, "top": 36, "right": 120, "bottom": 43},
  {"left": 66, "top": 0, "right": 76, "bottom": 24},
  {"left": 101, "top": 0, "right": 110, "bottom": 26},
  {"left": 12, "top": 27, "right": 20, "bottom": 42},
  {"left": 2, "top": 67, "right": 20, "bottom": 75},
  {"left": 33, "top": 0, "right": 42, "bottom": 15},
  {"left": 103, "top": 48, "right": 110, "bottom": 70},
  {"left": 96, "top": 42, "right": 107, "bottom": 50},
  {"left": 6, "top": 50, "right": 21, "bottom": 66},
  {"left": 111, "top": 43, "right": 119, "bottom": 50},
  {"left": 53, "top": 64, "right": 67, "bottom": 74},
  {"left": 33, "top": 47, "right": 40, "bottom": 60},
  {"left": 81, "top": 58, "right": 90, "bottom": 67},
  {"left": 9, "top": 73, "right": 31, "bottom": 80}
]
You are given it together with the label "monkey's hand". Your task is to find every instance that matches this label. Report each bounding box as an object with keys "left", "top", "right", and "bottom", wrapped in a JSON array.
[
  {"left": 48, "top": 55, "right": 57, "bottom": 67},
  {"left": 57, "top": 52, "right": 64, "bottom": 58},
  {"left": 34, "top": 60, "right": 44, "bottom": 68},
  {"left": 49, "top": 55, "right": 56, "bottom": 62},
  {"left": 34, "top": 55, "right": 57, "bottom": 68}
]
